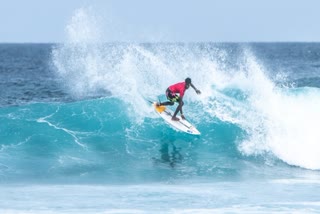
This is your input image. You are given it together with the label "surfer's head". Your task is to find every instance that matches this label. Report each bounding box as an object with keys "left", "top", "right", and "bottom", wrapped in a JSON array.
[{"left": 185, "top": 78, "right": 191, "bottom": 89}]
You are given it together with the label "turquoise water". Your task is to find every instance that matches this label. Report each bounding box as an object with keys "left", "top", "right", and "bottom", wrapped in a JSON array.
[{"left": 1, "top": 40, "right": 320, "bottom": 212}]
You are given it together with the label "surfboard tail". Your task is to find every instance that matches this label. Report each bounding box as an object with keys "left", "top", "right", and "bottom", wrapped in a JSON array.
[{"left": 154, "top": 104, "right": 166, "bottom": 113}]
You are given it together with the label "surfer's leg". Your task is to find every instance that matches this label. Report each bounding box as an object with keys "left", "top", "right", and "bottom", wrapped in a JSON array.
[
  {"left": 172, "top": 107, "right": 180, "bottom": 121},
  {"left": 158, "top": 101, "right": 174, "bottom": 106},
  {"left": 179, "top": 101, "right": 184, "bottom": 114},
  {"left": 172, "top": 98, "right": 184, "bottom": 121},
  {"left": 172, "top": 102, "right": 182, "bottom": 121}
]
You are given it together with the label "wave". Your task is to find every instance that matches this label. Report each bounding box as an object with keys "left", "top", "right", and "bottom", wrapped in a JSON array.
[
  {"left": 51, "top": 22, "right": 320, "bottom": 171},
  {"left": 1, "top": 82, "right": 320, "bottom": 184},
  {"left": 50, "top": 9, "right": 320, "bottom": 172},
  {"left": 2, "top": 8, "right": 320, "bottom": 183},
  {"left": 0, "top": 98, "right": 238, "bottom": 183}
]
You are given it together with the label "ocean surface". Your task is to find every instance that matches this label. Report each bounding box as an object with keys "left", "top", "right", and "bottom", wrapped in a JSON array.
[{"left": 1, "top": 42, "right": 320, "bottom": 213}]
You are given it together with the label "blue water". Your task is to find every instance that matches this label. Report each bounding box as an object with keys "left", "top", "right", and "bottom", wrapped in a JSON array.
[{"left": 1, "top": 41, "right": 320, "bottom": 213}]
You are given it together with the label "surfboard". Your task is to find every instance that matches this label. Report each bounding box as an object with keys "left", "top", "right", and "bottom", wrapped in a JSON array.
[{"left": 153, "top": 102, "right": 201, "bottom": 135}]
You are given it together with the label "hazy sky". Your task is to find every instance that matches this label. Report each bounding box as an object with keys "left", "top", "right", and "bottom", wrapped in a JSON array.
[{"left": 0, "top": 0, "right": 319, "bottom": 43}]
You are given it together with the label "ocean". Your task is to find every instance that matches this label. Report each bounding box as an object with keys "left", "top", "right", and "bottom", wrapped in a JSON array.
[{"left": 1, "top": 42, "right": 320, "bottom": 213}]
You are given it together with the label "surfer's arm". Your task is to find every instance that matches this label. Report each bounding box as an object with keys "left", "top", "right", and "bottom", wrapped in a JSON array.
[{"left": 190, "top": 83, "right": 201, "bottom": 94}]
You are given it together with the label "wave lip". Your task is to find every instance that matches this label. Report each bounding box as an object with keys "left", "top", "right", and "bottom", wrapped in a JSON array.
[{"left": 238, "top": 86, "right": 320, "bottom": 170}]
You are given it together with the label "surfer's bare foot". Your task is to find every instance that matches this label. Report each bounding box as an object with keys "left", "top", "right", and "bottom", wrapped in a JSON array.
[
  {"left": 181, "top": 114, "right": 186, "bottom": 120},
  {"left": 172, "top": 117, "right": 180, "bottom": 121}
]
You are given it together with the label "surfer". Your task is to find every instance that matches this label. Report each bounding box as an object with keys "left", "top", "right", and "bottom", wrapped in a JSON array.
[{"left": 157, "top": 78, "right": 201, "bottom": 121}]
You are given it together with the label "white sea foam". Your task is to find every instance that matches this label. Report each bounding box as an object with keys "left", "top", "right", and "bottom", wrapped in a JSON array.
[
  {"left": 225, "top": 51, "right": 320, "bottom": 170},
  {"left": 52, "top": 8, "right": 320, "bottom": 170}
]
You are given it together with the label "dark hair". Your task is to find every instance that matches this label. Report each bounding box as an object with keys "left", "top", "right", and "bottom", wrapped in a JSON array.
[{"left": 185, "top": 77, "right": 191, "bottom": 84}]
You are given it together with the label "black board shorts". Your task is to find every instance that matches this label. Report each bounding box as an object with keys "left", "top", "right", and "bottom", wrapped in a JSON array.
[{"left": 166, "top": 88, "right": 180, "bottom": 102}]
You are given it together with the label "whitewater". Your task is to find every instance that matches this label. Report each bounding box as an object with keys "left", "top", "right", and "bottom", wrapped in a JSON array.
[{"left": 1, "top": 8, "right": 320, "bottom": 213}]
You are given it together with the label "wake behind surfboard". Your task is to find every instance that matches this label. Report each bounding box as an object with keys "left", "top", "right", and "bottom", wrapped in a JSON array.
[{"left": 153, "top": 102, "right": 201, "bottom": 135}]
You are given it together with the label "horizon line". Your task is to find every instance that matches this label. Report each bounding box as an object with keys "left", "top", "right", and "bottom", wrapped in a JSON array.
[{"left": 1, "top": 41, "right": 320, "bottom": 44}]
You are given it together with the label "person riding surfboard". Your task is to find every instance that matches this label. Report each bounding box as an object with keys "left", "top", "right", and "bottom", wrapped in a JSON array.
[{"left": 157, "top": 78, "right": 201, "bottom": 121}]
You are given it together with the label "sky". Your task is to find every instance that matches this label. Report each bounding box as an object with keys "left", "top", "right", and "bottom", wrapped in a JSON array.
[{"left": 0, "top": 0, "right": 319, "bottom": 43}]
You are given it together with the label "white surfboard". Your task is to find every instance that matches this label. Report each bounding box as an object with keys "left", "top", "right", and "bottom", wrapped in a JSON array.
[{"left": 153, "top": 102, "right": 201, "bottom": 135}]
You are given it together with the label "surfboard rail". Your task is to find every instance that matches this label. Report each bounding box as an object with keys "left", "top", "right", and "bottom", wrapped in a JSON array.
[{"left": 152, "top": 102, "right": 201, "bottom": 135}]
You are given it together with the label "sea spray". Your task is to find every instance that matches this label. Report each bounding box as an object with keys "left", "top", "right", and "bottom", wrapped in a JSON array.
[
  {"left": 230, "top": 52, "right": 320, "bottom": 170},
  {"left": 51, "top": 8, "right": 320, "bottom": 170}
]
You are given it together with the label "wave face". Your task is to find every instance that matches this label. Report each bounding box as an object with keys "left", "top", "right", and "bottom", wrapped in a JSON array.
[
  {"left": 51, "top": 37, "right": 320, "bottom": 173},
  {"left": 1, "top": 84, "right": 320, "bottom": 183},
  {"left": 1, "top": 10, "right": 320, "bottom": 184}
]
